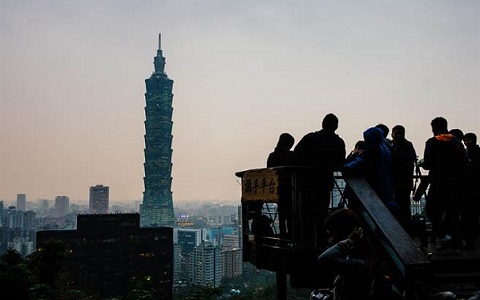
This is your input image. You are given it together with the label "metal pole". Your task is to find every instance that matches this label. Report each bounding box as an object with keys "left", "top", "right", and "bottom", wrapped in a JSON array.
[{"left": 276, "top": 272, "right": 287, "bottom": 300}]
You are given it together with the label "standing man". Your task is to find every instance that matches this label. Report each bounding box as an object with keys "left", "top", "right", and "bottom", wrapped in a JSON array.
[
  {"left": 294, "top": 113, "right": 346, "bottom": 249},
  {"left": 462, "top": 133, "right": 480, "bottom": 250},
  {"left": 420, "top": 117, "right": 465, "bottom": 252},
  {"left": 391, "top": 125, "right": 417, "bottom": 227}
]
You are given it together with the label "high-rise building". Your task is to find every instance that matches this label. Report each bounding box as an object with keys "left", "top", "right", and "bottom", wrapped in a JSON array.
[
  {"left": 175, "top": 228, "right": 203, "bottom": 256},
  {"left": 37, "top": 214, "right": 173, "bottom": 299},
  {"left": 16, "top": 194, "right": 26, "bottom": 211},
  {"left": 203, "top": 226, "right": 235, "bottom": 247},
  {"left": 38, "top": 199, "right": 49, "bottom": 216},
  {"left": 55, "top": 196, "right": 70, "bottom": 217},
  {"left": 173, "top": 228, "right": 204, "bottom": 283},
  {"left": 89, "top": 185, "right": 109, "bottom": 214},
  {"left": 23, "top": 211, "right": 36, "bottom": 231},
  {"left": 7, "top": 207, "right": 23, "bottom": 229},
  {"left": 189, "top": 242, "right": 221, "bottom": 287},
  {"left": 221, "top": 248, "right": 242, "bottom": 279},
  {"left": 140, "top": 34, "right": 175, "bottom": 227},
  {"left": 222, "top": 234, "right": 240, "bottom": 250},
  {"left": 173, "top": 243, "right": 182, "bottom": 284},
  {"left": 0, "top": 201, "right": 3, "bottom": 229}
]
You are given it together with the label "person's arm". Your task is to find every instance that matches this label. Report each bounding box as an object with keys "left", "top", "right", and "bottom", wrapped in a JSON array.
[
  {"left": 336, "top": 138, "right": 347, "bottom": 166},
  {"left": 421, "top": 140, "right": 433, "bottom": 170},
  {"left": 317, "top": 228, "right": 369, "bottom": 278},
  {"left": 344, "top": 155, "right": 365, "bottom": 168},
  {"left": 406, "top": 142, "right": 417, "bottom": 163},
  {"left": 293, "top": 136, "right": 307, "bottom": 165},
  {"left": 267, "top": 152, "right": 274, "bottom": 168}
]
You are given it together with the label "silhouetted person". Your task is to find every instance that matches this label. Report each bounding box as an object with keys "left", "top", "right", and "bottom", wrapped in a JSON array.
[
  {"left": 295, "top": 113, "right": 346, "bottom": 249},
  {"left": 266, "top": 132, "right": 298, "bottom": 236},
  {"left": 267, "top": 133, "right": 297, "bottom": 167},
  {"left": 316, "top": 208, "right": 405, "bottom": 300},
  {"left": 391, "top": 125, "right": 417, "bottom": 226},
  {"left": 315, "top": 208, "right": 456, "bottom": 300},
  {"left": 450, "top": 128, "right": 464, "bottom": 141},
  {"left": 345, "top": 140, "right": 365, "bottom": 164},
  {"left": 251, "top": 133, "right": 297, "bottom": 237},
  {"left": 420, "top": 117, "right": 465, "bottom": 252},
  {"left": 343, "top": 141, "right": 365, "bottom": 203},
  {"left": 251, "top": 214, "right": 275, "bottom": 238},
  {"left": 448, "top": 128, "right": 471, "bottom": 249},
  {"left": 376, "top": 123, "right": 393, "bottom": 148},
  {"left": 345, "top": 127, "right": 392, "bottom": 205},
  {"left": 461, "top": 132, "right": 480, "bottom": 250}
]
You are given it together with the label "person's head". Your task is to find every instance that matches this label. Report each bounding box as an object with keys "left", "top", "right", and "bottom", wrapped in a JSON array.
[
  {"left": 431, "top": 117, "right": 448, "bottom": 135},
  {"left": 363, "top": 127, "right": 384, "bottom": 145},
  {"left": 324, "top": 208, "right": 362, "bottom": 243},
  {"left": 375, "top": 124, "right": 389, "bottom": 139},
  {"left": 391, "top": 125, "right": 406, "bottom": 142},
  {"left": 463, "top": 132, "right": 477, "bottom": 148},
  {"left": 276, "top": 133, "right": 295, "bottom": 151},
  {"left": 354, "top": 140, "right": 365, "bottom": 151},
  {"left": 449, "top": 128, "right": 464, "bottom": 140},
  {"left": 322, "top": 113, "right": 339, "bottom": 131}
]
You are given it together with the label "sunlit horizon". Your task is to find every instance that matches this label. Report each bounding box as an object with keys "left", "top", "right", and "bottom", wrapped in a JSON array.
[{"left": 1, "top": 1, "right": 479, "bottom": 203}]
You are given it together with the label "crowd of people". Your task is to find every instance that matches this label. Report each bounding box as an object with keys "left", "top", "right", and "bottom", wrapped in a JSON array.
[
  {"left": 265, "top": 114, "right": 480, "bottom": 254},
  {"left": 261, "top": 113, "right": 480, "bottom": 300}
]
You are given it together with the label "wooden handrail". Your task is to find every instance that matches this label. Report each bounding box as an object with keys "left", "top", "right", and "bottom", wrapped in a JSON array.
[{"left": 343, "top": 174, "right": 431, "bottom": 280}]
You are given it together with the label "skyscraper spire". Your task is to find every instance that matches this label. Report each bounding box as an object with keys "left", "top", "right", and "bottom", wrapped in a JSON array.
[
  {"left": 158, "top": 33, "right": 162, "bottom": 50},
  {"left": 154, "top": 33, "right": 166, "bottom": 74}
]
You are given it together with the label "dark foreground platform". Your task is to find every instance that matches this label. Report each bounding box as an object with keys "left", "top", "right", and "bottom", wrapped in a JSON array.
[{"left": 427, "top": 239, "right": 480, "bottom": 299}]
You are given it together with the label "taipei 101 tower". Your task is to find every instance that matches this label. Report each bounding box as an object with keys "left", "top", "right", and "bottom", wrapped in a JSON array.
[{"left": 140, "top": 34, "right": 175, "bottom": 227}]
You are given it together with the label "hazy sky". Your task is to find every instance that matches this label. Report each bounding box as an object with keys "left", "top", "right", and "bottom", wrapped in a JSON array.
[{"left": 1, "top": 1, "right": 479, "bottom": 204}]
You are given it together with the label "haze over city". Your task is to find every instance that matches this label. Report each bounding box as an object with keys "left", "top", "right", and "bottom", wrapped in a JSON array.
[{"left": 1, "top": 1, "right": 479, "bottom": 203}]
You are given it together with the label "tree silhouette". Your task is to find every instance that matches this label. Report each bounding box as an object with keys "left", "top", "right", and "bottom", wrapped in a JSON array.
[{"left": 0, "top": 249, "right": 35, "bottom": 299}]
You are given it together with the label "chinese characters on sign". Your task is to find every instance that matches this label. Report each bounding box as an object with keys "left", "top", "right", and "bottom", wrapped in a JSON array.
[{"left": 241, "top": 169, "right": 279, "bottom": 202}]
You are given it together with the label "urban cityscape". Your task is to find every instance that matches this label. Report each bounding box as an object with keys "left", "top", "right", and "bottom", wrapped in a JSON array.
[
  {"left": 0, "top": 192, "right": 260, "bottom": 299},
  {"left": 0, "top": 35, "right": 284, "bottom": 300},
  {"left": 2, "top": 2, "right": 480, "bottom": 300}
]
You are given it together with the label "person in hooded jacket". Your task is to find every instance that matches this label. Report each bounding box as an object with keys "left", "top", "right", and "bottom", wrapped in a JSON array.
[{"left": 345, "top": 127, "right": 392, "bottom": 205}]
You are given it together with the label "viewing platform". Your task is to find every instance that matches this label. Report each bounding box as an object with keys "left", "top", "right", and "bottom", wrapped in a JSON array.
[{"left": 236, "top": 166, "right": 480, "bottom": 300}]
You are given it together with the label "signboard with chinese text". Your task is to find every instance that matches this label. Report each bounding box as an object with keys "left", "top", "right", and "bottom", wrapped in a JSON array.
[
  {"left": 241, "top": 169, "right": 279, "bottom": 202},
  {"left": 176, "top": 221, "right": 194, "bottom": 227}
]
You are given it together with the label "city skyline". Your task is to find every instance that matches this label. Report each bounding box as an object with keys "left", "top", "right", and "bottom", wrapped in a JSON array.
[{"left": 1, "top": 1, "right": 479, "bottom": 203}]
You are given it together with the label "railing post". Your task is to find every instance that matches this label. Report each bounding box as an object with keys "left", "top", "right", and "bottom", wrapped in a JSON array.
[{"left": 276, "top": 271, "right": 287, "bottom": 300}]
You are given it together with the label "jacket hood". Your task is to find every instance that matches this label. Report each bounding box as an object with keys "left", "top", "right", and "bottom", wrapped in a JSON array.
[
  {"left": 363, "top": 127, "right": 384, "bottom": 145},
  {"left": 435, "top": 133, "right": 455, "bottom": 142}
]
